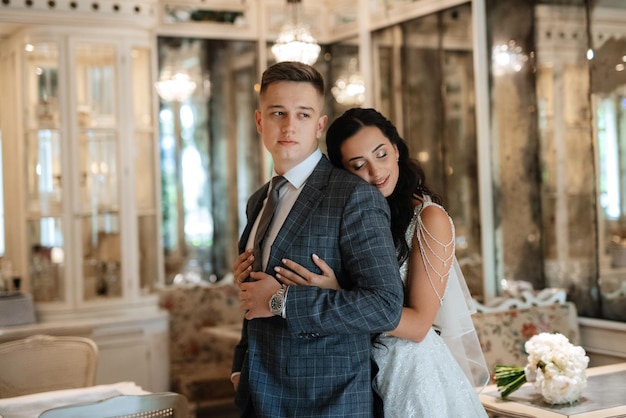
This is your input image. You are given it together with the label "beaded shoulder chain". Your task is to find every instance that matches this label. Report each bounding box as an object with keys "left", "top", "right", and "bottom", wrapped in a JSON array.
[{"left": 415, "top": 201, "right": 455, "bottom": 305}]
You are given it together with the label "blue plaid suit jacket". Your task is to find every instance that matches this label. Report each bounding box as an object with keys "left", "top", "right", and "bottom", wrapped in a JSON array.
[{"left": 233, "top": 156, "right": 403, "bottom": 418}]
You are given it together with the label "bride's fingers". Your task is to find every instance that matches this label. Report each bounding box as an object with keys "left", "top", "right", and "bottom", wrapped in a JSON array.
[
  {"left": 280, "top": 258, "right": 313, "bottom": 278},
  {"left": 274, "top": 266, "right": 307, "bottom": 286},
  {"left": 284, "top": 254, "right": 335, "bottom": 282},
  {"left": 311, "top": 254, "right": 334, "bottom": 278}
]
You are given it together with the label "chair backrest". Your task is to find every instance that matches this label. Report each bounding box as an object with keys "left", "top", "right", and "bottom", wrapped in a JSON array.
[
  {"left": 0, "top": 334, "right": 98, "bottom": 398},
  {"left": 38, "top": 393, "right": 189, "bottom": 418}
]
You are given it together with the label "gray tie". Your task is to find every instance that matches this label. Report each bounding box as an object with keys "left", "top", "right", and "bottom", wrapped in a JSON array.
[{"left": 252, "top": 176, "right": 288, "bottom": 271}]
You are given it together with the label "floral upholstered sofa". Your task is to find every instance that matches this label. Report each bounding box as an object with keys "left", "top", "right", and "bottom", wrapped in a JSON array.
[
  {"left": 471, "top": 292, "right": 580, "bottom": 382},
  {"left": 157, "top": 280, "right": 243, "bottom": 414}
]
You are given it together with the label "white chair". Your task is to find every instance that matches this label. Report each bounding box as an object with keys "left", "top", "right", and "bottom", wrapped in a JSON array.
[
  {"left": 0, "top": 334, "right": 98, "bottom": 398},
  {"left": 38, "top": 393, "right": 189, "bottom": 418}
]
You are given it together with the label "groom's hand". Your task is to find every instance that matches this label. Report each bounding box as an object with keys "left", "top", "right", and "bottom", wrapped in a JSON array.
[
  {"left": 233, "top": 249, "right": 254, "bottom": 287},
  {"left": 240, "top": 272, "right": 281, "bottom": 319}
]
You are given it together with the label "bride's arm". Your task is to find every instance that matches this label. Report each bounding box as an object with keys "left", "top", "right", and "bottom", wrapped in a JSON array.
[{"left": 387, "top": 204, "right": 454, "bottom": 342}]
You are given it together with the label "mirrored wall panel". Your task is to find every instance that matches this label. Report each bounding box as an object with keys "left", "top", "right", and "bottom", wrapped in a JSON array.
[
  {"left": 371, "top": 3, "right": 484, "bottom": 299},
  {"left": 157, "top": 37, "right": 261, "bottom": 284}
]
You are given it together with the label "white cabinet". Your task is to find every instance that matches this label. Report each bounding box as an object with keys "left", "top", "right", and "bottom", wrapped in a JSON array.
[
  {"left": 0, "top": 310, "right": 170, "bottom": 392},
  {"left": 0, "top": 26, "right": 162, "bottom": 317},
  {"left": 91, "top": 311, "right": 170, "bottom": 392},
  {"left": 0, "top": 26, "right": 167, "bottom": 391}
]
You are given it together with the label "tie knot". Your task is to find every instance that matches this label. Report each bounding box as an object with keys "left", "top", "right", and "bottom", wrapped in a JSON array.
[{"left": 271, "top": 176, "right": 288, "bottom": 193}]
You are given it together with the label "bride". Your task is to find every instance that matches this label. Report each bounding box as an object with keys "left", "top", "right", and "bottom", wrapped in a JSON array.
[{"left": 235, "top": 108, "right": 489, "bottom": 417}]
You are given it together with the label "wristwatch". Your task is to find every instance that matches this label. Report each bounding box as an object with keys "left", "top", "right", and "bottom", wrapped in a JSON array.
[{"left": 269, "top": 285, "right": 287, "bottom": 316}]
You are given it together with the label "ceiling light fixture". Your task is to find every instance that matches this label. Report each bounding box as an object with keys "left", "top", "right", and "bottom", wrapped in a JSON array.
[
  {"left": 271, "top": 0, "right": 320, "bottom": 66},
  {"left": 492, "top": 40, "right": 528, "bottom": 76},
  {"left": 155, "top": 67, "right": 197, "bottom": 102},
  {"left": 331, "top": 58, "right": 365, "bottom": 106}
]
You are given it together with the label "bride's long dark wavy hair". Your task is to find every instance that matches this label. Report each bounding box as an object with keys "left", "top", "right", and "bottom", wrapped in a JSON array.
[{"left": 326, "top": 108, "right": 441, "bottom": 266}]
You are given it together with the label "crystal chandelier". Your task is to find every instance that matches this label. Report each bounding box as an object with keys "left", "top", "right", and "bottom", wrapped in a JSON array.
[
  {"left": 271, "top": 0, "right": 320, "bottom": 66},
  {"left": 331, "top": 58, "right": 365, "bottom": 106},
  {"left": 492, "top": 40, "right": 529, "bottom": 76},
  {"left": 155, "top": 67, "right": 197, "bottom": 102}
]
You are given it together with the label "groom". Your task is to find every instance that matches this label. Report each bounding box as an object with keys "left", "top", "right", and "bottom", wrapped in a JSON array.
[{"left": 231, "top": 61, "right": 403, "bottom": 417}]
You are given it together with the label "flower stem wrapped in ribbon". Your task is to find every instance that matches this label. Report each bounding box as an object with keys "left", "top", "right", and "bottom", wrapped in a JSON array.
[
  {"left": 494, "top": 365, "right": 528, "bottom": 398},
  {"left": 495, "top": 333, "right": 589, "bottom": 404}
]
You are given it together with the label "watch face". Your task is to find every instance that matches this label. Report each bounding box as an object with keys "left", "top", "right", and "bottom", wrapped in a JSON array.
[{"left": 270, "top": 294, "right": 283, "bottom": 314}]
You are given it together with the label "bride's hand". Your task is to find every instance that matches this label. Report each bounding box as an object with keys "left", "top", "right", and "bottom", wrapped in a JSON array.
[{"left": 275, "top": 254, "right": 341, "bottom": 290}]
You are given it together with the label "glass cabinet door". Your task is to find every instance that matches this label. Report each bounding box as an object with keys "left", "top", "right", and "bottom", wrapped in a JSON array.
[
  {"left": 74, "top": 43, "right": 122, "bottom": 301},
  {"left": 24, "top": 42, "right": 67, "bottom": 303},
  {"left": 2, "top": 27, "right": 161, "bottom": 315},
  {"left": 131, "top": 46, "right": 159, "bottom": 295}
]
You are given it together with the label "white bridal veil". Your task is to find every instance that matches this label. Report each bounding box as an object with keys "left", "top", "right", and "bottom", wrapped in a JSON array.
[{"left": 433, "top": 257, "right": 490, "bottom": 390}]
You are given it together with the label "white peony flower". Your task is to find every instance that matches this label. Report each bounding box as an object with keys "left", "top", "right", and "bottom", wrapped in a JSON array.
[
  {"left": 524, "top": 333, "right": 589, "bottom": 404},
  {"left": 496, "top": 332, "right": 589, "bottom": 404}
]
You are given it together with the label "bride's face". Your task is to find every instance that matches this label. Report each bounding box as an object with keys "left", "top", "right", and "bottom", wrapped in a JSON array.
[{"left": 340, "top": 126, "right": 400, "bottom": 198}]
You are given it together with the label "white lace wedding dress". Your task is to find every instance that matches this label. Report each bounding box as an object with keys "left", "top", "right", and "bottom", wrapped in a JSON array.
[{"left": 372, "top": 201, "right": 488, "bottom": 418}]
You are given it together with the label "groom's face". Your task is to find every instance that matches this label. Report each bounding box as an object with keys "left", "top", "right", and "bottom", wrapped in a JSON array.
[{"left": 255, "top": 81, "right": 327, "bottom": 174}]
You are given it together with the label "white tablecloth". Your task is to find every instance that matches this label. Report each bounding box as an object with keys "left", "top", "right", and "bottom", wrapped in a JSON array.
[{"left": 0, "top": 381, "right": 148, "bottom": 418}]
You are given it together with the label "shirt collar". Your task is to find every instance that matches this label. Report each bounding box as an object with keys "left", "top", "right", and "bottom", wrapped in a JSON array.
[{"left": 274, "top": 149, "right": 322, "bottom": 190}]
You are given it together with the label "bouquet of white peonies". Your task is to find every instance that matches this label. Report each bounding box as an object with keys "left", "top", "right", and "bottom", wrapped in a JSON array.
[{"left": 495, "top": 332, "right": 589, "bottom": 404}]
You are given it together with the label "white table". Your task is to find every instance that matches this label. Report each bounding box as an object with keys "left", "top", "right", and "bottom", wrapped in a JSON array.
[
  {"left": 479, "top": 362, "right": 626, "bottom": 417},
  {"left": 0, "top": 382, "right": 148, "bottom": 418}
]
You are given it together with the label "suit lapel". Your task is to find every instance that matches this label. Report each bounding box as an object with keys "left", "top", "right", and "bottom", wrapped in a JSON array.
[
  {"left": 239, "top": 183, "right": 270, "bottom": 254},
  {"left": 268, "top": 158, "right": 331, "bottom": 267}
]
